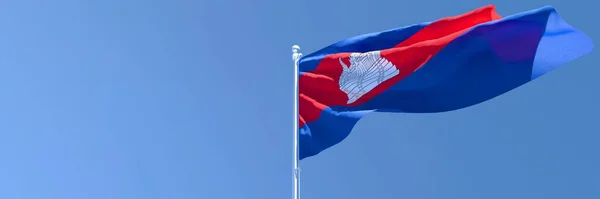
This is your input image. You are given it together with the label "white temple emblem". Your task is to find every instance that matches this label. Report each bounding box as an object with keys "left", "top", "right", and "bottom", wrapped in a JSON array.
[{"left": 338, "top": 51, "right": 400, "bottom": 104}]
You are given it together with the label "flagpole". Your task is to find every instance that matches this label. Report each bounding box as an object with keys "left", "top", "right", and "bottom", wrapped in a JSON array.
[{"left": 292, "top": 45, "right": 302, "bottom": 199}]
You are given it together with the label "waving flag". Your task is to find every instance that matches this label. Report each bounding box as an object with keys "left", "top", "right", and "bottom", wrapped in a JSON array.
[{"left": 297, "top": 5, "right": 593, "bottom": 160}]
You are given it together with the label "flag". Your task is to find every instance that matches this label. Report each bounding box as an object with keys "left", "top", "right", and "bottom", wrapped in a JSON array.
[{"left": 297, "top": 5, "right": 593, "bottom": 160}]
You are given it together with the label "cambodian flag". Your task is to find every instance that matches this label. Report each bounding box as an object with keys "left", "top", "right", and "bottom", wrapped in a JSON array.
[{"left": 297, "top": 5, "right": 593, "bottom": 160}]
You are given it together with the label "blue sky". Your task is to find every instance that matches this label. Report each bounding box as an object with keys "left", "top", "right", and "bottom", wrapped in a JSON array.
[{"left": 0, "top": 0, "right": 598, "bottom": 198}]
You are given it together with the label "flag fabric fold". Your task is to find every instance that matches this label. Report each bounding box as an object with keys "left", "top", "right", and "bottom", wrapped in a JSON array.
[{"left": 298, "top": 5, "right": 593, "bottom": 160}]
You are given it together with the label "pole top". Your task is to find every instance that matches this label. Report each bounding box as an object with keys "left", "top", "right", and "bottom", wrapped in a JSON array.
[{"left": 292, "top": 45, "right": 302, "bottom": 63}]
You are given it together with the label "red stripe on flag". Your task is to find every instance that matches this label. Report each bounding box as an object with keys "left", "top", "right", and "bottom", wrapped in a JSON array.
[{"left": 298, "top": 5, "right": 502, "bottom": 129}]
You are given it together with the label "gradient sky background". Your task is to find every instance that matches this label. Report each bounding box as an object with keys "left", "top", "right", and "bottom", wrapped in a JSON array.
[{"left": 0, "top": 0, "right": 598, "bottom": 198}]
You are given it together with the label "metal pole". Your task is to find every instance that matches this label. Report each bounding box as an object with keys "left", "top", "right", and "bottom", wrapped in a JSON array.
[{"left": 292, "top": 45, "right": 302, "bottom": 199}]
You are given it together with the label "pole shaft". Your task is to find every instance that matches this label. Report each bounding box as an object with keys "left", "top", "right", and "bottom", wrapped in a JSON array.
[{"left": 292, "top": 45, "right": 302, "bottom": 199}]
